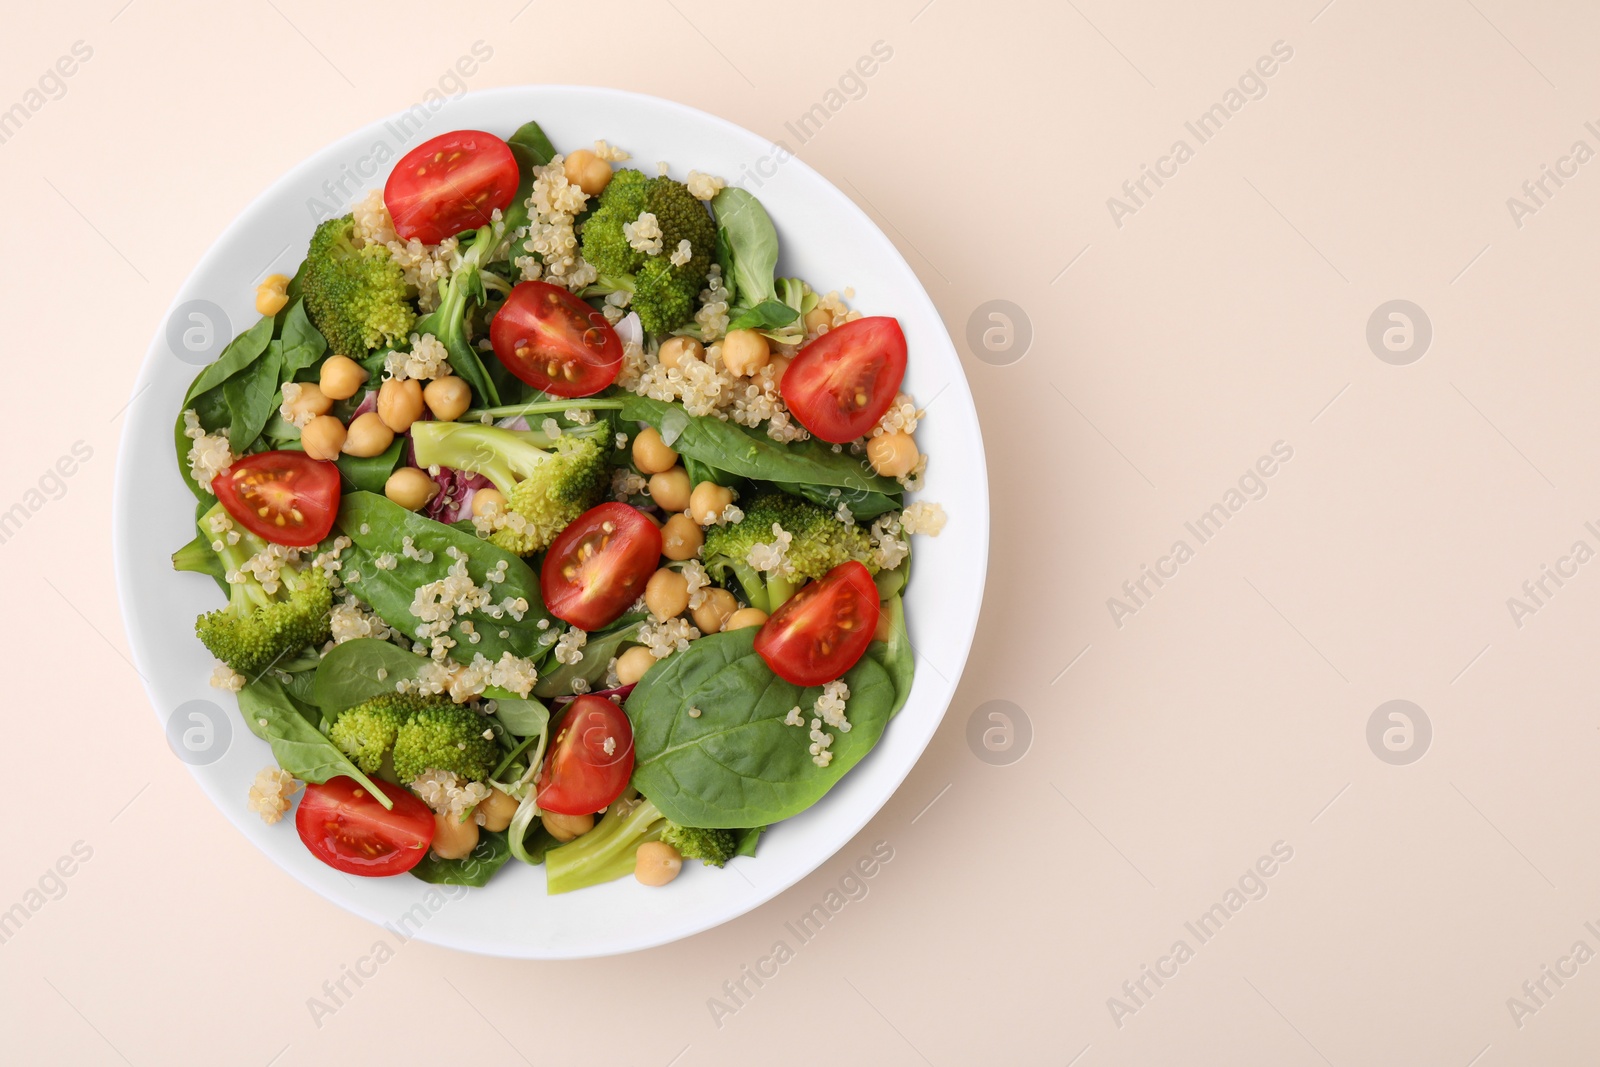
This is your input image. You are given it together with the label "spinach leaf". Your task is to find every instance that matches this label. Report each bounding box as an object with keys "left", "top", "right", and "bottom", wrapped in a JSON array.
[
  {"left": 866, "top": 595, "right": 914, "bottom": 718},
  {"left": 627, "top": 629, "right": 896, "bottom": 827},
  {"left": 711, "top": 188, "right": 779, "bottom": 307},
  {"left": 236, "top": 676, "right": 395, "bottom": 808},
  {"left": 489, "top": 695, "right": 549, "bottom": 738},
  {"left": 409, "top": 829, "right": 511, "bottom": 886},
  {"left": 714, "top": 224, "right": 737, "bottom": 306},
  {"left": 727, "top": 298, "right": 799, "bottom": 333},
  {"left": 508, "top": 120, "right": 556, "bottom": 168},
  {"left": 617, "top": 394, "right": 901, "bottom": 518},
  {"left": 310, "top": 638, "right": 426, "bottom": 712},
  {"left": 335, "top": 435, "right": 404, "bottom": 494},
  {"left": 733, "top": 826, "right": 764, "bottom": 858},
  {"left": 533, "top": 614, "right": 645, "bottom": 697},
  {"left": 336, "top": 492, "right": 553, "bottom": 663},
  {"left": 277, "top": 299, "right": 327, "bottom": 377},
  {"left": 223, "top": 341, "right": 285, "bottom": 450},
  {"left": 182, "top": 313, "right": 275, "bottom": 406}
]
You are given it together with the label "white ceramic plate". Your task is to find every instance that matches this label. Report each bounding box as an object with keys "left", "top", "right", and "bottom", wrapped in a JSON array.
[{"left": 114, "top": 86, "right": 988, "bottom": 958}]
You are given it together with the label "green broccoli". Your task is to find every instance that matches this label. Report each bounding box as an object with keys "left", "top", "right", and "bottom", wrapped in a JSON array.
[
  {"left": 581, "top": 172, "right": 717, "bottom": 335},
  {"left": 329, "top": 692, "right": 447, "bottom": 773},
  {"left": 391, "top": 702, "right": 500, "bottom": 784},
  {"left": 409, "top": 419, "right": 609, "bottom": 555},
  {"left": 183, "top": 502, "right": 332, "bottom": 676},
  {"left": 702, "top": 490, "right": 878, "bottom": 613},
  {"left": 301, "top": 216, "right": 415, "bottom": 355},
  {"left": 543, "top": 796, "right": 738, "bottom": 894}
]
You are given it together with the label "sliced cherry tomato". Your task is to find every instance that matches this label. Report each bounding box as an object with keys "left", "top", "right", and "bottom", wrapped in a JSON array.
[
  {"left": 541, "top": 503, "right": 662, "bottom": 630},
  {"left": 490, "top": 281, "right": 623, "bottom": 398},
  {"left": 754, "top": 561, "right": 881, "bottom": 686},
  {"left": 295, "top": 776, "right": 435, "bottom": 876},
  {"left": 780, "top": 316, "right": 908, "bottom": 443},
  {"left": 384, "top": 130, "right": 519, "bottom": 244},
  {"left": 213, "top": 450, "right": 340, "bottom": 547},
  {"left": 536, "top": 695, "right": 636, "bottom": 816}
]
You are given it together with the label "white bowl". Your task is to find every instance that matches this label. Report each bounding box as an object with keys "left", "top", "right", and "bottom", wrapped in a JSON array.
[{"left": 114, "top": 86, "right": 988, "bottom": 958}]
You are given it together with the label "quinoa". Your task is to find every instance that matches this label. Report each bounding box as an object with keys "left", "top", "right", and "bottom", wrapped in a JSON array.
[
  {"left": 746, "top": 523, "right": 794, "bottom": 576},
  {"left": 901, "top": 501, "right": 947, "bottom": 537},
  {"left": 277, "top": 382, "right": 316, "bottom": 429},
  {"left": 352, "top": 189, "right": 463, "bottom": 312},
  {"left": 247, "top": 767, "right": 301, "bottom": 825},
  {"left": 669, "top": 238, "right": 693, "bottom": 268},
  {"left": 592, "top": 139, "right": 630, "bottom": 162},
  {"left": 328, "top": 597, "right": 392, "bottom": 645},
  {"left": 553, "top": 627, "right": 588, "bottom": 666},
  {"left": 869, "top": 513, "right": 910, "bottom": 571},
  {"left": 209, "top": 662, "right": 246, "bottom": 692},
  {"left": 686, "top": 170, "right": 726, "bottom": 201},
  {"left": 515, "top": 156, "right": 596, "bottom": 291},
  {"left": 412, "top": 769, "right": 490, "bottom": 822},
  {"left": 182, "top": 410, "right": 233, "bottom": 491},
  {"left": 637, "top": 616, "right": 700, "bottom": 659},
  {"left": 386, "top": 332, "right": 452, "bottom": 380},
  {"left": 624, "top": 211, "right": 664, "bottom": 256}
]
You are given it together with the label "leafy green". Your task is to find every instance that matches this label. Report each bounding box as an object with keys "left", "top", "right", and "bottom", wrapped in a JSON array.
[
  {"left": 712, "top": 188, "right": 780, "bottom": 308},
  {"left": 488, "top": 695, "right": 548, "bottom": 738},
  {"left": 222, "top": 342, "right": 284, "bottom": 450},
  {"left": 727, "top": 298, "right": 799, "bottom": 333},
  {"left": 335, "top": 435, "right": 405, "bottom": 494},
  {"left": 182, "top": 313, "right": 275, "bottom": 407},
  {"left": 626, "top": 629, "right": 896, "bottom": 827},
  {"left": 533, "top": 614, "right": 645, "bottom": 697},
  {"left": 277, "top": 299, "right": 327, "bottom": 378},
  {"left": 310, "top": 638, "right": 425, "bottom": 712},
  {"left": 866, "top": 595, "right": 914, "bottom": 718},
  {"left": 409, "top": 830, "right": 512, "bottom": 886},
  {"left": 335, "top": 492, "right": 553, "bottom": 664},
  {"left": 236, "top": 675, "right": 394, "bottom": 809}
]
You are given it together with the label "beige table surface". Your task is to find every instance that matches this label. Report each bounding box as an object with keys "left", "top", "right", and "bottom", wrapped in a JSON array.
[{"left": 4, "top": 1, "right": 1598, "bottom": 1064}]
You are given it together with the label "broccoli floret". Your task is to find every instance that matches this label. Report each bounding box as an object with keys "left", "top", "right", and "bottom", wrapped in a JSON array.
[
  {"left": 701, "top": 490, "right": 878, "bottom": 613},
  {"left": 330, "top": 692, "right": 445, "bottom": 773},
  {"left": 391, "top": 703, "right": 500, "bottom": 784},
  {"left": 543, "top": 796, "right": 737, "bottom": 895},
  {"left": 186, "top": 503, "right": 333, "bottom": 676},
  {"left": 301, "top": 216, "right": 415, "bottom": 355},
  {"left": 581, "top": 173, "right": 717, "bottom": 335},
  {"left": 409, "top": 420, "right": 609, "bottom": 555}
]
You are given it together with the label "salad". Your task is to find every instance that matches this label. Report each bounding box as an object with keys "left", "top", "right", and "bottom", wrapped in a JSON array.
[{"left": 171, "top": 119, "right": 946, "bottom": 894}]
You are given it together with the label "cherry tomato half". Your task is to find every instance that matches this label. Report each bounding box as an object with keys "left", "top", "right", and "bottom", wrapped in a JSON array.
[
  {"left": 536, "top": 695, "right": 636, "bottom": 816},
  {"left": 541, "top": 503, "right": 663, "bottom": 631},
  {"left": 754, "top": 561, "right": 881, "bottom": 686},
  {"left": 213, "top": 450, "right": 340, "bottom": 547},
  {"left": 295, "top": 777, "right": 435, "bottom": 876},
  {"left": 780, "top": 316, "right": 908, "bottom": 443},
  {"left": 490, "top": 281, "right": 624, "bottom": 398},
  {"left": 384, "top": 130, "right": 519, "bottom": 244}
]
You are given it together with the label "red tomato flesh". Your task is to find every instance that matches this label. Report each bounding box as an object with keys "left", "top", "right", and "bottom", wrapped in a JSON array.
[
  {"left": 295, "top": 777, "right": 435, "bottom": 876},
  {"left": 537, "top": 695, "right": 636, "bottom": 816},
  {"left": 213, "top": 450, "right": 340, "bottom": 547},
  {"left": 384, "top": 130, "right": 519, "bottom": 244},
  {"left": 780, "top": 316, "right": 908, "bottom": 443},
  {"left": 490, "top": 281, "right": 624, "bottom": 398},
  {"left": 755, "top": 561, "right": 881, "bottom": 686},
  {"left": 541, "top": 503, "right": 662, "bottom": 631}
]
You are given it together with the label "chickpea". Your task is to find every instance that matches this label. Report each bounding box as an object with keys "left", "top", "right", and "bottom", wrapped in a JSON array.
[
  {"left": 377, "top": 377, "right": 425, "bottom": 433},
  {"left": 615, "top": 645, "right": 657, "bottom": 687},
  {"left": 725, "top": 607, "right": 768, "bottom": 631},
  {"left": 721, "top": 329, "right": 770, "bottom": 377},
  {"left": 471, "top": 487, "right": 507, "bottom": 518},
  {"left": 343, "top": 411, "right": 395, "bottom": 457},
  {"left": 476, "top": 789, "right": 518, "bottom": 833},
  {"left": 423, "top": 376, "right": 472, "bottom": 422},
  {"left": 632, "top": 426, "right": 678, "bottom": 474},
  {"left": 542, "top": 810, "right": 594, "bottom": 843},
  {"left": 432, "top": 811, "right": 480, "bottom": 860},
  {"left": 692, "top": 588, "right": 739, "bottom": 634},
  {"left": 301, "top": 415, "right": 347, "bottom": 461},
  {"left": 635, "top": 840, "right": 683, "bottom": 886},
  {"left": 645, "top": 567, "right": 690, "bottom": 620},
  {"left": 255, "top": 273, "right": 291, "bottom": 316},
  {"left": 562, "top": 148, "right": 613, "bottom": 197},
  {"left": 659, "top": 336, "right": 704, "bottom": 372},
  {"left": 689, "top": 481, "right": 734, "bottom": 525},
  {"left": 867, "top": 432, "right": 919, "bottom": 478},
  {"left": 803, "top": 305, "right": 832, "bottom": 333},
  {"left": 661, "top": 513, "right": 704, "bottom": 561},
  {"left": 767, "top": 354, "right": 792, "bottom": 385},
  {"left": 649, "top": 467, "right": 692, "bottom": 512},
  {"left": 385, "top": 467, "right": 439, "bottom": 511},
  {"left": 319, "top": 354, "right": 369, "bottom": 400},
  {"left": 283, "top": 381, "right": 332, "bottom": 423}
]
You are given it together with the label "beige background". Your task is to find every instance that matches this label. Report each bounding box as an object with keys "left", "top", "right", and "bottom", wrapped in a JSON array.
[{"left": 3, "top": 0, "right": 1597, "bottom": 1063}]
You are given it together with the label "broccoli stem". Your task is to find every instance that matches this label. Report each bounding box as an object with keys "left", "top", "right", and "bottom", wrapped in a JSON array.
[
  {"left": 766, "top": 575, "right": 801, "bottom": 611},
  {"left": 543, "top": 797, "right": 667, "bottom": 894}
]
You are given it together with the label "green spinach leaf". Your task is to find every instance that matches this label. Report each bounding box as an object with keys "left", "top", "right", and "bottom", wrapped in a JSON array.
[
  {"left": 223, "top": 341, "right": 285, "bottom": 451},
  {"left": 335, "top": 492, "right": 553, "bottom": 664},
  {"left": 711, "top": 188, "right": 779, "bottom": 307},
  {"left": 311, "top": 638, "right": 426, "bottom": 712},
  {"left": 627, "top": 629, "right": 896, "bottom": 827},
  {"left": 727, "top": 298, "right": 799, "bottom": 333},
  {"left": 488, "top": 695, "right": 549, "bottom": 738},
  {"left": 236, "top": 676, "right": 395, "bottom": 808},
  {"left": 866, "top": 594, "right": 914, "bottom": 718},
  {"left": 277, "top": 299, "right": 327, "bottom": 377},
  {"left": 335, "top": 435, "right": 405, "bottom": 494},
  {"left": 409, "top": 829, "right": 511, "bottom": 886},
  {"left": 533, "top": 614, "right": 645, "bottom": 697},
  {"left": 182, "top": 313, "right": 275, "bottom": 406}
]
